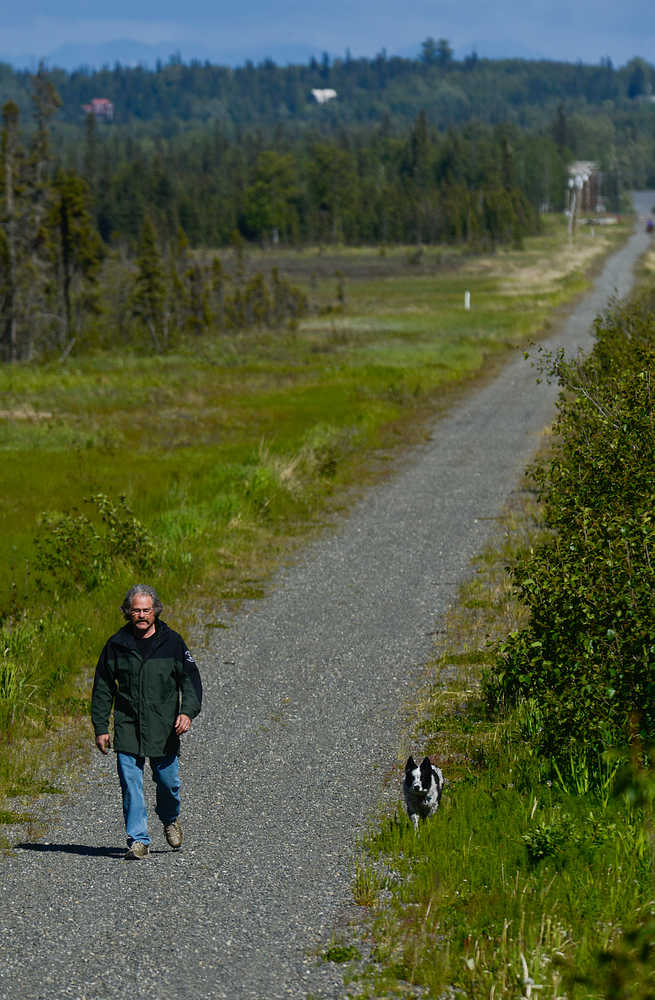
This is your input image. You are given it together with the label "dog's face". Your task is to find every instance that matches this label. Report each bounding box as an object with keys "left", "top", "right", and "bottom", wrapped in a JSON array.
[{"left": 404, "top": 755, "right": 432, "bottom": 799}]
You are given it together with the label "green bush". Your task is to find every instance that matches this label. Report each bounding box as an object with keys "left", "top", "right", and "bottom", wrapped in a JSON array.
[
  {"left": 485, "top": 288, "right": 655, "bottom": 763},
  {"left": 34, "top": 493, "right": 156, "bottom": 594}
]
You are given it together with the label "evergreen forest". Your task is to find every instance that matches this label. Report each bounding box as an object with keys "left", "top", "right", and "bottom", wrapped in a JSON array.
[{"left": 1, "top": 47, "right": 654, "bottom": 361}]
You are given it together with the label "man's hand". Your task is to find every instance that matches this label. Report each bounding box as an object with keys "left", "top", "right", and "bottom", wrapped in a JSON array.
[
  {"left": 175, "top": 714, "right": 191, "bottom": 735},
  {"left": 95, "top": 733, "right": 111, "bottom": 754}
]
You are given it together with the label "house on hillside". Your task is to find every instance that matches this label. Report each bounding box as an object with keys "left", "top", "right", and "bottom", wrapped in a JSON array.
[
  {"left": 82, "top": 98, "right": 115, "bottom": 121},
  {"left": 310, "top": 89, "right": 337, "bottom": 104}
]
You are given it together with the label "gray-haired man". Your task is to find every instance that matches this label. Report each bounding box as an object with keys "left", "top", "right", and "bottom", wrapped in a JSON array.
[{"left": 91, "top": 584, "right": 202, "bottom": 859}]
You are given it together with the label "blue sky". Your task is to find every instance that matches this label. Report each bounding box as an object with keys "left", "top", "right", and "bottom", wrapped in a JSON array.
[{"left": 1, "top": 0, "right": 653, "bottom": 70}]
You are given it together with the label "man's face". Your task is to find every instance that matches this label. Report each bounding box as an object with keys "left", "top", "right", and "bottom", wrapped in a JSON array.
[{"left": 129, "top": 594, "right": 156, "bottom": 637}]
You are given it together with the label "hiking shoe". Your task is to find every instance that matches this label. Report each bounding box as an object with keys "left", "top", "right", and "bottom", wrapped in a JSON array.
[
  {"left": 124, "top": 841, "right": 150, "bottom": 860},
  {"left": 164, "top": 819, "right": 183, "bottom": 849}
]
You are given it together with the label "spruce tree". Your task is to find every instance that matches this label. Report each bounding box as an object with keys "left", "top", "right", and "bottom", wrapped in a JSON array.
[
  {"left": 131, "top": 215, "right": 167, "bottom": 351},
  {"left": 0, "top": 101, "right": 20, "bottom": 361},
  {"left": 50, "top": 169, "right": 103, "bottom": 353},
  {"left": 30, "top": 64, "right": 61, "bottom": 224}
]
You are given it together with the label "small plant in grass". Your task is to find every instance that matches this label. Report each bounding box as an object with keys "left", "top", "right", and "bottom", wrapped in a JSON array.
[
  {"left": 352, "top": 861, "right": 387, "bottom": 907},
  {"left": 0, "top": 809, "right": 33, "bottom": 824},
  {"left": 323, "top": 943, "right": 362, "bottom": 964},
  {"left": 242, "top": 444, "right": 306, "bottom": 519},
  {"left": 299, "top": 422, "right": 357, "bottom": 479},
  {"left": 552, "top": 749, "right": 623, "bottom": 807},
  {"left": 34, "top": 493, "right": 155, "bottom": 594},
  {"left": 523, "top": 804, "right": 572, "bottom": 864}
]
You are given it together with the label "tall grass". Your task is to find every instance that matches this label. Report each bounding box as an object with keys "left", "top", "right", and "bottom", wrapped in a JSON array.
[{"left": 358, "top": 755, "right": 650, "bottom": 998}]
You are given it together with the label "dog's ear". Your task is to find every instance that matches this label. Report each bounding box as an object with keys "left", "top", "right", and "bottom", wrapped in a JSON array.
[
  {"left": 420, "top": 757, "right": 433, "bottom": 784},
  {"left": 405, "top": 755, "right": 416, "bottom": 772}
]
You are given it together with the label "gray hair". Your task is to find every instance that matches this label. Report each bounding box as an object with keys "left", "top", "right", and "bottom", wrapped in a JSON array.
[{"left": 121, "top": 584, "right": 163, "bottom": 620}]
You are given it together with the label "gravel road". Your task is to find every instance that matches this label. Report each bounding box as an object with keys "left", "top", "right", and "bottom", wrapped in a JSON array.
[{"left": 2, "top": 193, "right": 653, "bottom": 1000}]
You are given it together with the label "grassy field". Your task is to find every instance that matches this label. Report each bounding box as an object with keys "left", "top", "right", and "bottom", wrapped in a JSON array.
[{"left": 0, "top": 214, "right": 630, "bottom": 819}]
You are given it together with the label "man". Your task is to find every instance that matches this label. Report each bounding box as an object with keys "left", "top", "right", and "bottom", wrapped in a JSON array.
[{"left": 91, "top": 584, "right": 202, "bottom": 860}]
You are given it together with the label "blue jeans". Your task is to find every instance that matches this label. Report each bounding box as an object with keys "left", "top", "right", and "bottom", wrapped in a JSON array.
[{"left": 116, "top": 752, "right": 180, "bottom": 846}]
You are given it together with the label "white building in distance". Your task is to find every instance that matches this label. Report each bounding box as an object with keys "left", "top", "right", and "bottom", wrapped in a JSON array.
[{"left": 311, "top": 89, "right": 337, "bottom": 104}]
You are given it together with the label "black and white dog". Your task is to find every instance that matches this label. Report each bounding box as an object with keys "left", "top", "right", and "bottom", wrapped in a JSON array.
[{"left": 403, "top": 755, "right": 445, "bottom": 833}]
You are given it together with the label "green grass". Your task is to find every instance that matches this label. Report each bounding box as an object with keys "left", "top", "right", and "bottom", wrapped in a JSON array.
[
  {"left": 0, "top": 215, "right": 631, "bottom": 803},
  {"left": 332, "top": 491, "right": 654, "bottom": 1000},
  {"left": 354, "top": 758, "right": 650, "bottom": 998}
]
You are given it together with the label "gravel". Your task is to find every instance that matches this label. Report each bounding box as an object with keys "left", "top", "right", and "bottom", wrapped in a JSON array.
[{"left": 1, "top": 193, "right": 652, "bottom": 1000}]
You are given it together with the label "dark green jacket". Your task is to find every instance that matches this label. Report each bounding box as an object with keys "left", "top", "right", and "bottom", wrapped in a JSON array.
[{"left": 91, "top": 620, "right": 202, "bottom": 757}]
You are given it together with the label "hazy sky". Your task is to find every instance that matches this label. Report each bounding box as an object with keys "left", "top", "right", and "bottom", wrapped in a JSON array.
[{"left": 1, "top": 0, "right": 652, "bottom": 69}]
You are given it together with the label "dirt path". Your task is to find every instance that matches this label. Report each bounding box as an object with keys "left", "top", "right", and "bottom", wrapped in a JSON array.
[{"left": 1, "top": 194, "right": 652, "bottom": 1000}]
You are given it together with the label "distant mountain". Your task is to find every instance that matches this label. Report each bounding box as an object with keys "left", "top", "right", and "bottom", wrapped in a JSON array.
[
  {"left": 0, "top": 32, "right": 554, "bottom": 76},
  {"left": 0, "top": 38, "right": 329, "bottom": 73},
  {"left": 49, "top": 39, "right": 202, "bottom": 71},
  {"left": 0, "top": 32, "right": 607, "bottom": 76}
]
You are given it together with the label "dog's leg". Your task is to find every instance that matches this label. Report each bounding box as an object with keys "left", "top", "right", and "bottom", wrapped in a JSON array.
[{"left": 411, "top": 813, "right": 419, "bottom": 834}]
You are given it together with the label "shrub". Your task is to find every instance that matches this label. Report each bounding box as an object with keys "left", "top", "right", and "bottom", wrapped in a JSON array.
[
  {"left": 485, "top": 287, "right": 655, "bottom": 763},
  {"left": 523, "top": 810, "right": 572, "bottom": 864},
  {"left": 34, "top": 493, "right": 156, "bottom": 594}
]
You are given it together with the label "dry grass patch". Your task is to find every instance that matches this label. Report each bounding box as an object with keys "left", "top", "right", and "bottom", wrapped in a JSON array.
[
  {"left": 498, "top": 233, "right": 618, "bottom": 295},
  {"left": 0, "top": 408, "right": 54, "bottom": 420},
  {"left": 640, "top": 243, "right": 655, "bottom": 274}
]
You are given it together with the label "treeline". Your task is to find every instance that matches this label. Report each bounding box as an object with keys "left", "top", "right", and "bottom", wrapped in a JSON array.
[
  {"left": 2, "top": 46, "right": 654, "bottom": 131},
  {"left": 1, "top": 69, "right": 566, "bottom": 361},
  {"left": 3, "top": 47, "right": 655, "bottom": 204},
  {"left": 486, "top": 286, "right": 655, "bottom": 768},
  {"left": 0, "top": 75, "right": 103, "bottom": 363},
  {"left": 0, "top": 72, "right": 311, "bottom": 362},
  {"left": 79, "top": 111, "right": 552, "bottom": 248}
]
